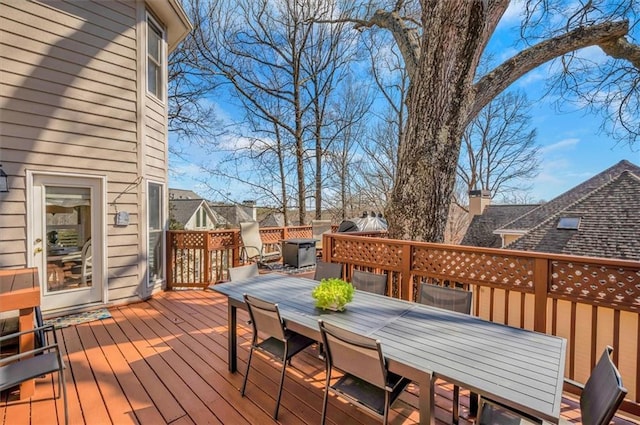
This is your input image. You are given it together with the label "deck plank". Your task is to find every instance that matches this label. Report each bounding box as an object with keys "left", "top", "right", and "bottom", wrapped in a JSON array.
[{"left": 2, "top": 288, "right": 638, "bottom": 425}]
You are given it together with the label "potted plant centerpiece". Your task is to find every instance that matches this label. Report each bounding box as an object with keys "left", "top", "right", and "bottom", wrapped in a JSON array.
[{"left": 312, "top": 278, "right": 355, "bottom": 311}]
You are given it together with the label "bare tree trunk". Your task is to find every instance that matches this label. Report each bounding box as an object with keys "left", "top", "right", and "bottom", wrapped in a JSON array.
[{"left": 386, "top": 1, "right": 489, "bottom": 241}]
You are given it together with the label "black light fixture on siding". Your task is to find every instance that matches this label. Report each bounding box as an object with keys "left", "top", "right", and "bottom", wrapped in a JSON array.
[{"left": 0, "top": 164, "right": 9, "bottom": 193}]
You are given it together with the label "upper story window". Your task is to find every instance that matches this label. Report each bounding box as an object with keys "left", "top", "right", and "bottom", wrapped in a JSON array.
[{"left": 147, "top": 16, "right": 164, "bottom": 100}]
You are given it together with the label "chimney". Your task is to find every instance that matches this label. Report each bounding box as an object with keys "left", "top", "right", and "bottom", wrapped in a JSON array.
[
  {"left": 468, "top": 190, "right": 491, "bottom": 216},
  {"left": 242, "top": 200, "right": 257, "bottom": 220}
]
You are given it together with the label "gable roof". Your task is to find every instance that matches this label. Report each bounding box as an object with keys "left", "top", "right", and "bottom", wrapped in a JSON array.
[
  {"left": 498, "top": 160, "right": 640, "bottom": 232},
  {"left": 210, "top": 203, "right": 253, "bottom": 225},
  {"left": 169, "top": 199, "right": 225, "bottom": 228},
  {"left": 260, "top": 212, "right": 285, "bottom": 227},
  {"left": 461, "top": 204, "right": 539, "bottom": 248},
  {"left": 169, "top": 188, "right": 203, "bottom": 200},
  {"left": 506, "top": 170, "right": 640, "bottom": 260},
  {"left": 169, "top": 199, "right": 208, "bottom": 226}
]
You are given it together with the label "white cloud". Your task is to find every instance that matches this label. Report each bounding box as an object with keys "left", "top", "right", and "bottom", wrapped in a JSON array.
[
  {"left": 498, "top": 1, "right": 525, "bottom": 26},
  {"left": 540, "top": 138, "right": 580, "bottom": 154}
]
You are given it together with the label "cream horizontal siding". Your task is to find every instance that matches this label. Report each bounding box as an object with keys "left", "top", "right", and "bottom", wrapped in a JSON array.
[{"left": 0, "top": 0, "right": 146, "bottom": 308}]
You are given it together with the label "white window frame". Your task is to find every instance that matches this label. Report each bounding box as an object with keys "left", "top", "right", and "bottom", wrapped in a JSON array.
[
  {"left": 146, "top": 13, "right": 165, "bottom": 101},
  {"left": 147, "top": 180, "right": 165, "bottom": 286}
]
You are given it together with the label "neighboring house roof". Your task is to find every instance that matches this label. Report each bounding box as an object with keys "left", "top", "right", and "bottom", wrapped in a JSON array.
[
  {"left": 260, "top": 212, "right": 285, "bottom": 227},
  {"left": 169, "top": 188, "right": 203, "bottom": 200},
  {"left": 210, "top": 203, "right": 253, "bottom": 226},
  {"left": 460, "top": 204, "right": 540, "bottom": 248},
  {"left": 498, "top": 160, "right": 640, "bottom": 232},
  {"left": 507, "top": 170, "right": 640, "bottom": 260},
  {"left": 169, "top": 199, "right": 223, "bottom": 229}
]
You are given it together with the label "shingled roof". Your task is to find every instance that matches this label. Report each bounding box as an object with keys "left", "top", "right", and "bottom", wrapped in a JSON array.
[
  {"left": 507, "top": 170, "right": 640, "bottom": 260},
  {"left": 460, "top": 204, "right": 539, "bottom": 248},
  {"left": 498, "top": 160, "right": 640, "bottom": 232},
  {"left": 169, "top": 199, "right": 225, "bottom": 229}
]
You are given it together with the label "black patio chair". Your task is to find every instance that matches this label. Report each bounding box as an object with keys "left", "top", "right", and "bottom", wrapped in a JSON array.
[
  {"left": 318, "top": 320, "right": 411, "bottom": 425},
  {"left": 478, "top": 345, "right": 627, "bottom": 425},
  {"left": 0, "top": 324, "right": 68, "bottom": 425},
  {"left": 313, "top": 261, "right": 343, "bottom": 281},
  {"left": 418, "top": 283, "right": 474, "bottom": 423},
  {"left": 241, "top": 294, "right": 315, "bottom": 420},
  {"left": 351, "top": 270, "right": 387, "bottom": 295}
]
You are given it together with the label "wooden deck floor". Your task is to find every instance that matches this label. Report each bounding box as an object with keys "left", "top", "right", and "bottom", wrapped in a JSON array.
[{"left": 1, "top": 289, "right": 638, "bottom": 425}]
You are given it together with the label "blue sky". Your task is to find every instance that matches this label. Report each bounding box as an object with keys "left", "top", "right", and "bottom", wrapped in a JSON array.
[{"left": 169, "top": 3, "right": 639, "bottom": 204}]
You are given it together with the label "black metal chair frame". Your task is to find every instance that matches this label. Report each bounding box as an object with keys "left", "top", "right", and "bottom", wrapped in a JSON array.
[
  {"left": 418, "top": 282, "right": 475, "bottom": 423},
  {"left": 0, "top": 324, "right": 68, "bottom": 425},
  {"left": 241, "top": 294, "right": 314, "bottom": 419},
  {"left": 318, "top": 319, "right": 411, "bottom": 425},
  {"left": 351, "top": 270, "right": 387, "bottom": 295},
  {"left": 477, "top": 346, "right": 627, "bottom": 425}
]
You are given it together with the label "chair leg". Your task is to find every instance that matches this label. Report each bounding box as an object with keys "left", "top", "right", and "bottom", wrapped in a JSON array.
[
  {"left": 273, "top": 359, "right": 287, "bottom": 419},
  {"left": 320, "top": 374, "right": 331, "bottom": 425},
  {"left": 469, "top": 391, "right": 479, "bottom": 417},
  {"left": 383, "top": 391, "right": 390, "bottom": 425},
  {"left": 453, "top": 384, "right": 460, "bottom": 424},
  {"left": 241, "top": 347, "right": 254, "bottom": 396},
  {"left": 61, "top": 369, "right": 68, "bottom": 425}
]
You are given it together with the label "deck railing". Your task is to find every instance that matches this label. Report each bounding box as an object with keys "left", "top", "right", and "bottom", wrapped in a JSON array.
[{"left": 166, "top": 227, "right": 640, "bottom": 415}]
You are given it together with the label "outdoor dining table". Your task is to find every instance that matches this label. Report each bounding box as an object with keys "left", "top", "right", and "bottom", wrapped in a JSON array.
[{"left": 211, "top": 274, "right": 567, "bottom": 425}]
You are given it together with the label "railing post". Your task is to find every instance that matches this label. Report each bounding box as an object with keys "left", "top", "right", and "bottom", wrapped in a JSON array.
[
  {"left": 166, "top": 231, "right": 174, "bottom": 290},
  {"left": 322, "top": 233, "right": 331, "bottom": 263},
  {"left": 400, "top": 243, "right": 412, "bottom": 301},
  {"left": 232, "top": 229, "right": 241, "bottom": 267},
  {"left": 533, "top": 257, "right": 549, "bottom": 333},
  {"left": 203, "top": 231, "right": 211, "bottom": 288}
]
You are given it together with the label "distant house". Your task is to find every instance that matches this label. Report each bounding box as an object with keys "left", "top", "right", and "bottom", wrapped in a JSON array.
[
  {"left": 210, "top": 200, "right": 256, "bottom": 227},
  {"left": 0, "top": 1, "right": 192, "bottom": 314},
  {"left": 260, "top": 212, "right": 285, "bottom": 227},
  {"left": 461, "top": 160, "right": 640, "bottom": 261},
  {"left": 169, "top": 188, "right": 203, "bottom": 200},
  {"left": 169, "top": 199, "right": 225, "bottom": 230}
]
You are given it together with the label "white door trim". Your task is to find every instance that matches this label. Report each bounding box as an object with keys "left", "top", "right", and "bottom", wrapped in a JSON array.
[{"left": 26, "top": 170, "right": 108, "bottom": 313}]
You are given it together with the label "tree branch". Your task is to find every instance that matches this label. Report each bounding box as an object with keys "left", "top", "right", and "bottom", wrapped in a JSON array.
[
  {"left": 471, "top": 20, "right": 631, "bottom": 122},
  {"left": 599, "top": 36, "right": 640, "bottom": 68}
]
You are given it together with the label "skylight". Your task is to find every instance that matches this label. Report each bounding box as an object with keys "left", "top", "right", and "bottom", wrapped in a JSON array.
[{"left": 557, "top": 217, "right": 581, "bottom": 230}]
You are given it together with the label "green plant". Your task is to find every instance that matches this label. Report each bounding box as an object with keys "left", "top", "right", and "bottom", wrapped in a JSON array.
[{"left": 311, "top": 278, "right": 354, "bottom": 311}]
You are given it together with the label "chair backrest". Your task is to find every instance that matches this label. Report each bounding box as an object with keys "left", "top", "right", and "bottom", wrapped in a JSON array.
[
  {"left": 229, "top": 263, "right": 259, "bottom": 281},
  {"left": 580, "top": 346, "right": 627, "bottom": 425},
  {"left": 319, "top": 320, "right": 387, "bottom": 389},
  {"left": 312, "top": 220, "right": 332, "bottom": 250},
  {"left": 243, "top": 294, "right": 286, "bottom": 341},
  {"left": 313, "top": 261, "right": 343, "bottom": 281},
  {"left": 351, "top": 270, "right": 387, "bottom": 295},
  {"left": 239, "top": 221, "right": 263, "bottom": 259},
  {"left": 418, "top": 283, "right": 472, "bottom": 314},
  {"left": 80, "top": 238, "right": 92, "bottom": 285}
]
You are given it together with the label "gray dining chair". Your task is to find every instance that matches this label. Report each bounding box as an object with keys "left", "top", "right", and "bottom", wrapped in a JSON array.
[
  {"left": 228, "top": 263, "right": 259, "bottom": 281},
  {"left": 418, "top": 283, "right": 474, "bottom": 423},
  {"left": 351, "top": 270, "right": 387, "bottom": 295},
  {"left": 478, "top": 345, "right": 627, "bottom": 425},
  {"left": 313, "top": 261, "right": 343, "bottom": 281},
  {"left": 241, "top": 294, "right": 315, "bottom": 420},
  {"left": 318, "top": 320, "right": 411, "bottom": 425},
  {"left": 0, "top": 324, "right": 68, "bottom": 425}
]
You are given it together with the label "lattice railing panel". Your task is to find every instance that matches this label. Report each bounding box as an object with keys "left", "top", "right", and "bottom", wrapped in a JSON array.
[
  {"left": 172, "top": 232, "right": 206, "bottom": 249},
  {"left": 208, "top": 231, "right": 236, "bottom": 249},
  {"left": 412, "top": 247, "right": 535, "bottom": 292},
  {"left": 550, "top": 260, "right": 640, "bottom": 311},
  {"left": 332, "top": 238, "right": 403, "bottom": 269}
]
